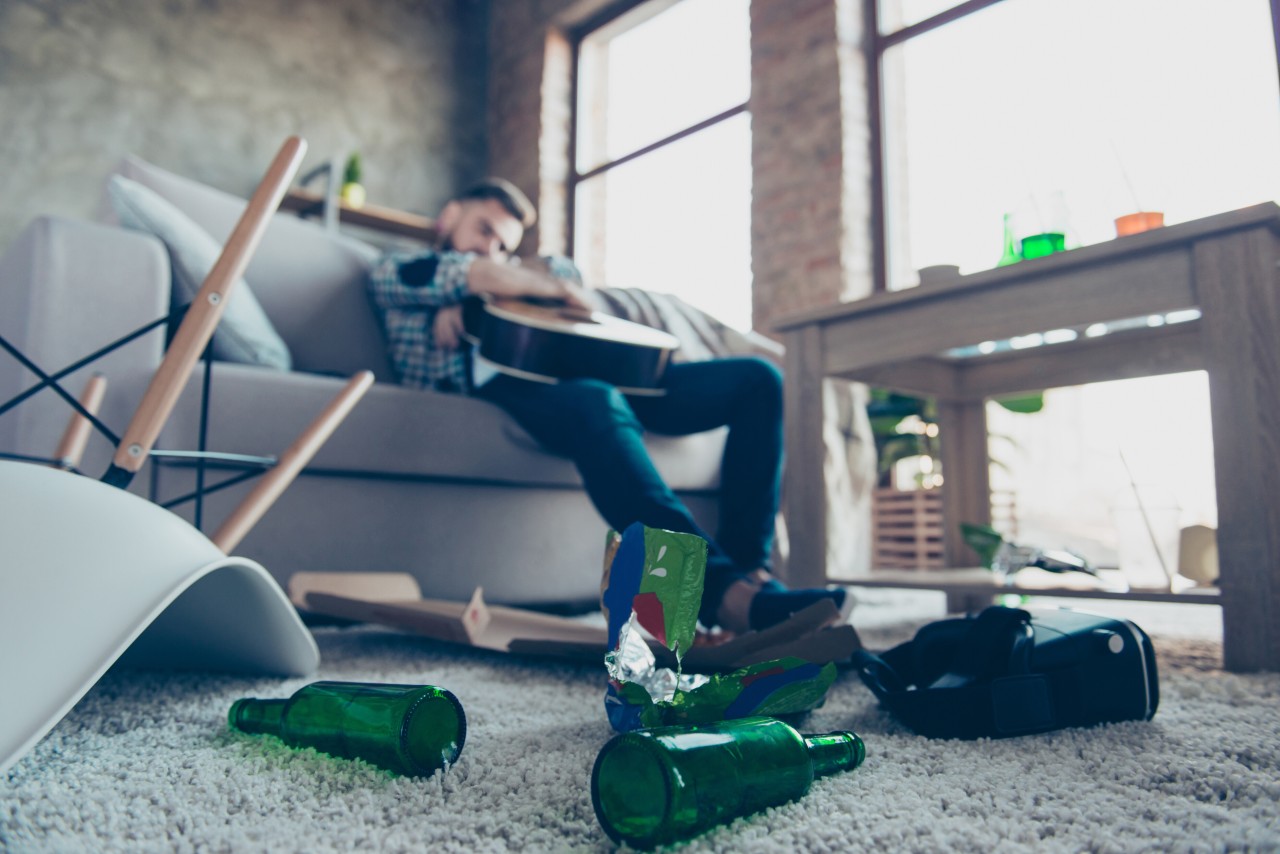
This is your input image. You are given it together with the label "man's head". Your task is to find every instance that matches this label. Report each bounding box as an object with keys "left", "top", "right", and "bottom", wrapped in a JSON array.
[{"left": 436, "top": 177, "right": 536, "bottom": 261}]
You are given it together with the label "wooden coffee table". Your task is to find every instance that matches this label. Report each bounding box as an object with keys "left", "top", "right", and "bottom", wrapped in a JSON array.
[{"left": 775, "top": 203, "right": 1280, "bottom": 672}]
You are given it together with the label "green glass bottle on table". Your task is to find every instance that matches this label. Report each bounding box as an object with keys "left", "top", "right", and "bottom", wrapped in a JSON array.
[
  {"left": 997, "top": 213, "right": 1022, "bottom": 266},
  {"left": 229, "top": 681, "right": 465, "bottom": 777},
  {"left": 591, "top": 716, "right": 865, "bottom": 849}
]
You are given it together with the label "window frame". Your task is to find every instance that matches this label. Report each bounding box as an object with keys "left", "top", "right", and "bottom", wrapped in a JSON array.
[
  {"left": 866, "top": 0, "right": 1007, "bottom": 294},
  {"left": 565, "top": 0, "right": 751, "bottom": 259}
]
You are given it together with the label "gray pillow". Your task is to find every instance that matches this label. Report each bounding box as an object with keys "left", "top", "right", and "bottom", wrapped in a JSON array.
[{"left": 107, "top": 175, "right": 292, "bottom": 370}]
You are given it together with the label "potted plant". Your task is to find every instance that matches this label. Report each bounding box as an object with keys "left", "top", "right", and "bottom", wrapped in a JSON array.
[
  {"left": 340, "top": 152, "right": 366, "bottom": 209},
  {"left": 868, "top": 389, "right": 1044, "bottom": 488}
]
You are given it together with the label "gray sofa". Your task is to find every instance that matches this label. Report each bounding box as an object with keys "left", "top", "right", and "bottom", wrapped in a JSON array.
[
  {"left": 1, "top": 154, "right": 875, "bottom": 607},
  {"left": 0, "top": 155, "right": 739, "bottom": 607}
]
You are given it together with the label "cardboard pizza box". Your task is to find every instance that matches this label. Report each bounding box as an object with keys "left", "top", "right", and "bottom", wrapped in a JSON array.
[{"left": 288, "top": 572, "right": 860, "bottom": 674}]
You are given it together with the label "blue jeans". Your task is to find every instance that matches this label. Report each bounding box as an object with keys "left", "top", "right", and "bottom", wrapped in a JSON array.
[{"left": 477, "top": 357, "right": 784, "bottom": 624}]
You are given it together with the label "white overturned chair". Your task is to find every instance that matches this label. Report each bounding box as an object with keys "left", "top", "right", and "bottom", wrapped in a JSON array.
[{"left": 0, "top": 136, "right": 371, "bottom": 775}]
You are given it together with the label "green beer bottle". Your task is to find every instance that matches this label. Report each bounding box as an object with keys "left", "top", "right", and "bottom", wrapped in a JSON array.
[
  {"left": 997, "top": 213, "right": 1022, "bottom": 266},
  {"left": 591, "top": 716, "right": 865, "bottom": 849},
  {"left": 229, "top": 681, "right": 465, "bottom": 777}
]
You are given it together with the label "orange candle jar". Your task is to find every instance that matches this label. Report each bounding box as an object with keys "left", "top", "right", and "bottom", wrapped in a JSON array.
[{"left": 1115, "top": 211, "right": 1165, "bottom": 236}]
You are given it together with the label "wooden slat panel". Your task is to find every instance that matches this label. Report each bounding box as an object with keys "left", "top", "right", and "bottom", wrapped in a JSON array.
[{"left": 871, "top": 487, "right": 944, "bottom": 570}]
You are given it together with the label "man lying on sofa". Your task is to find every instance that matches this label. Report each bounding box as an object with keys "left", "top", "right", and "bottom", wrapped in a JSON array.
[{"left": 367, "top": 178, "right": 847, "bottom": 634}]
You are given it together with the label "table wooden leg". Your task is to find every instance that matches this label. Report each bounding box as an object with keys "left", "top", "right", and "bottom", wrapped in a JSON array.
[
  {"left": 783, "top": 326, "right": 829, "bottom": 587},
  {"left": 936, "top": 398, "right": 992, "bottom": 568},
  {"left": 1194, "top": 227, "right": 1280, "bottom": 672}
]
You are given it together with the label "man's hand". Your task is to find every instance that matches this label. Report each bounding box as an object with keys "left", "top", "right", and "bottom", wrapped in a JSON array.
[
  {"left": 468, "top": 258, "right": 597, "bottom": 311},
  {"left": 434, "top": 304, "right": 466, "bottom": 350},
  {"left": 550, "top": 278, "right": 599, "bottom": 312}
]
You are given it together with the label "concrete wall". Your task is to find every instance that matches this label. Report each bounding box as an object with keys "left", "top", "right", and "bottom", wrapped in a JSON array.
[{"left": 0, "top": 0, "right": 490, "bottom": 251}]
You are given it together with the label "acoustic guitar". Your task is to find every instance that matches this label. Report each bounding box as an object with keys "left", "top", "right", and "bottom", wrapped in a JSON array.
[{"left": 461, "top": 296, "right": 680, "bottom": 395}]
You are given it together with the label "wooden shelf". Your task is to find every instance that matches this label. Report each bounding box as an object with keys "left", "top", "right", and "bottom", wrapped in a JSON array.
[
  {"left": 833, "top": 568, "right": 1220, "bottom": 605},
  {"left": 280, "top": 189, "right": 437, "bottom": 242}
]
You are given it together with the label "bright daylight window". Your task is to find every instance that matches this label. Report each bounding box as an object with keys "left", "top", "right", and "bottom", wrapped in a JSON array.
[
  {"left": 878, "top": 0, "right": 1280, "bottom": 289},
  {"left": 572, "top": 0, "right": 753, "bottom": 331},
  {"left": 874, "top": 0, "right": 1280, "bottom": 569}
]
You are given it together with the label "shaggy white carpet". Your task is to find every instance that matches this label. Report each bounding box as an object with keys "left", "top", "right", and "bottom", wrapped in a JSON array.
[{"left": 2, "top": 592, "right": 1278, "bottom": 853}]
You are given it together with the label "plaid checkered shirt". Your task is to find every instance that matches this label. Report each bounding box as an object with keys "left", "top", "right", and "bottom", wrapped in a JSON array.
[{"left": 368, "top": 249, "right": 582, "bottom": 394}]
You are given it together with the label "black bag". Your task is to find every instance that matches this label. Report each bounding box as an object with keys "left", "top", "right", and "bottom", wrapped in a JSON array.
[{"left": 855, "top": 606, "right": 1159, "bottom": 738}]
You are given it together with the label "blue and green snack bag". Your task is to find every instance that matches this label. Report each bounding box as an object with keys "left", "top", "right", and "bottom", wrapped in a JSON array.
[{"left": 600, "top": 522, "right": 837, "bottom": 733}]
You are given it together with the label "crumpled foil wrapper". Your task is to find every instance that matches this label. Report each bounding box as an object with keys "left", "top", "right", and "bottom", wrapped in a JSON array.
[{"left": 607, "top": 612, "right": 710, "bottom": 703}]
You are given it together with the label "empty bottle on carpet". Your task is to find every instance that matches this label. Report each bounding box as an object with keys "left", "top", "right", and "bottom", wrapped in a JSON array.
[
  {"left": 229, "top": 680, "right": 465, "bottom": 777},
  {"left": 591, "top": 715, "right": 865, "bottom": 849}
]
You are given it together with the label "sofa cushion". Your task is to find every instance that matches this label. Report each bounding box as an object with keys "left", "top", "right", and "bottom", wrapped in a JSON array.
[
  {"left": 153, "top": 364, "right": 725, "bottom": 492},
  {"left": 107, "top": 175, "right": 292, "bottom": 371},
  {"left": 109, "top": 155, "right": 394, "bottom": 382}
]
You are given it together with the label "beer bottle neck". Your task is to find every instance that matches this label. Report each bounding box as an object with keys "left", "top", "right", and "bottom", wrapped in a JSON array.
[
  {"left": 804, "top": 731, "right": 866, "bottom": 779},
  {"left": 229, "top": 698, "right": 286, "bottom": 736}
]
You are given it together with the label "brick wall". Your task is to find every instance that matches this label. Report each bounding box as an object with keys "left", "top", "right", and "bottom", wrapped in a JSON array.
[
  {"left": 487, "top": 0, "right": 593, "bottom": 256},
  {"left": 751, "top": 0, "right": 874, "bottom": 330},
  {"left": 486, "top": 0, "right": 875, "bottom": 326}
]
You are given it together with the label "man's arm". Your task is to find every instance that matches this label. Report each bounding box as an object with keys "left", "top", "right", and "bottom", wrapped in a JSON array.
[
  {"left": 468, "top": 258, "right": 594, "bottom": 310},
  {"left": 436, "top": 258, "right": 597, "bottom": 348},
  {"left": 372, "top": 246, "right": 592, "bottom": 309}
]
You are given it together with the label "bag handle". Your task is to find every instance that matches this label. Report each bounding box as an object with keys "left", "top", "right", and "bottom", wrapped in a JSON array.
[
  {"left": 929, "top": 606, "right": 1032, "bottom": 689},
  {"left": 856, "top": 606, "right": 1031, "bottom": 697},
  {"left": 855, "top": 607, "right": 1053, "bottom": 738}
]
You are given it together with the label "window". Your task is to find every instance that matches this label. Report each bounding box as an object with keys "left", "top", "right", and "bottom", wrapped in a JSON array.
[
  {"left": 873, "top": 0, "right": 1280, "bottom": 291},
  {"left": 571, "top": 0, "right": 753, "bottom": 331},
  {"left": 870, "top": 0, "right": 1280, "bottom": 569}
]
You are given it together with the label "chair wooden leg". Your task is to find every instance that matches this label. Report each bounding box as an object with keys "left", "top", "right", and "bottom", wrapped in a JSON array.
[
  {"left": 103, "top": 136, "right": 308, "bottom": 488},
  {"left": 211, "top": 371, "right": 374, "bottom": 554},
  {"left": 52, "top": 374, "right": 107, "bottom": 471}
]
